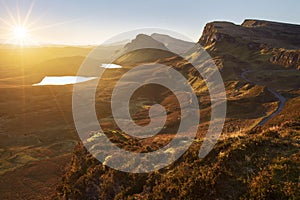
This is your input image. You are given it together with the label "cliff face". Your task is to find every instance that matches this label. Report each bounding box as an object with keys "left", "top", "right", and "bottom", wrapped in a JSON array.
[
  {"left": 198, "top": 22, "right": 237, "bottom": 47},
  {"left": 197, "top": 19, "right": 300, "bottom": 70},
  {"left": 199, "top": 19, "right": 300, "bottom": 50}
]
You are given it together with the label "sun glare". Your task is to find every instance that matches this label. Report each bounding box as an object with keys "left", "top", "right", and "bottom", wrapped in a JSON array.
[
  {"left": 13, "top": 26, "right": 28, "bottom": 40},
  {"left": 0, "top": 1, "right": 39, "bottom": 47},
  {"left": 0, "top": 1, "right": 79, "bottom": 47}
]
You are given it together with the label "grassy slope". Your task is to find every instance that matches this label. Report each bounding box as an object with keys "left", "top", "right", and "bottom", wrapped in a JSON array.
[
  {"left": 56, "top": 99, "right": 299, "bottom": 199},
  {"left": 55, "top": 21, "right": 300, "bottom": 199},
  {"left": 0, "top": 46, "right": 99, "bottom": 199}
]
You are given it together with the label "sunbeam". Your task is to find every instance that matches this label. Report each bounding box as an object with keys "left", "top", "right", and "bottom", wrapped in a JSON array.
[
  {"left": 0, "top": 0, "right": 37, "bottom": 47},
  {"left": 0, "top": 0, "right": 83, "bottom": 47}
]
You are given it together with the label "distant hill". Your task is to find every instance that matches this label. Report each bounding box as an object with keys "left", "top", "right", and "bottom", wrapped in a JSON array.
[
  {"left": 116, "top": 34, "right": 168, "bottom": 55},
  {"left": 151, "top": 33, "right": 195, "bottom": 55},
  {"left": 113, "top": 34, "right": 175, "bottom": 65}
]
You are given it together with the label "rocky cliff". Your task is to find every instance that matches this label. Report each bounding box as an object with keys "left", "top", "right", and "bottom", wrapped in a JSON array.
[
  {"left": 199, "top": 19, "right": 300, "bottom": 49},
  {"left": 197, "top": 19, "right": 300, "bottom": 72}
]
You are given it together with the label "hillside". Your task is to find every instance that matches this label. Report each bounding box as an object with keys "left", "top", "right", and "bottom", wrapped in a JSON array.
[
  {"left": 56, "top": 110, "right": 299, "bottom": 199},
  {"left": 55, "top": 19, "right": 300, "bottom": 199}
]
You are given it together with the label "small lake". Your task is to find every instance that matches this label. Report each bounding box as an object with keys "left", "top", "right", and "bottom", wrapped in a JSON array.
[
  {"left": 33, "top": 64, "right": 122, "bottom": 86},
  {"left": 33, "top": 76, "right": 97, "bottom": 86},
  {"left": 100, "top": 64, "right": 122, "bottom": 69}
]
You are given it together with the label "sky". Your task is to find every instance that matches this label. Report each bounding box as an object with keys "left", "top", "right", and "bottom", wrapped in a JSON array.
[{"left": 0, "top": 0, "right": 299, "bottom": 45}]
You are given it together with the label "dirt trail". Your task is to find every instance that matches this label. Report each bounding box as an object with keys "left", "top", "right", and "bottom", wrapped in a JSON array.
[{"left": 241, "top": 70, "right": 286, "bottom": 126}]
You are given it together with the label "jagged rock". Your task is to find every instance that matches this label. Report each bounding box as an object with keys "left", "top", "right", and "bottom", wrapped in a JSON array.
[{"left": 270, "top": 49, "right": 300, "bottom": 69}]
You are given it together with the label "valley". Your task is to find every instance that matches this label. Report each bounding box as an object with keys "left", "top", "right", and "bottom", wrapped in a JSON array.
[{"left": 0, "top": 19, "right": 299, "bottom": 199}]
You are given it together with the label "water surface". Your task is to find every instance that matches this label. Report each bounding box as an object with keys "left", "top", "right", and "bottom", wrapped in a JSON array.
[
  {"left": 33, "top": 76, "right": 96, "bottom": 86},
  {"left": 100, "top": 64, "right": 122, "bottom": 69}
]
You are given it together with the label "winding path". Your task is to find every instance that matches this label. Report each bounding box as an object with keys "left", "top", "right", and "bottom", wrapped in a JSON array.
[{"left": 241, "top": 70, "right": 286, "bottom": 126}]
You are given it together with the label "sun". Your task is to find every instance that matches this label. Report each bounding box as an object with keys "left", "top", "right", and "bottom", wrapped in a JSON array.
[
  {"left": 10, "top": 25, "right": 31, "bottom": 46},
  {"left": 0, "top": 1, "right": 39, "bottom": 47},
  {"left": 13, "top": 26, "right": 28, "bottom": 40},
  {"left": 1, "top": 1, "right": 75, "bottom": 47}
]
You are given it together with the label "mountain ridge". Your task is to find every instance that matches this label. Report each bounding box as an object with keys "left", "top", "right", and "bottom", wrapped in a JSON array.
[{"left": 199, "top": 19, "right": 300, "bottom": 50}]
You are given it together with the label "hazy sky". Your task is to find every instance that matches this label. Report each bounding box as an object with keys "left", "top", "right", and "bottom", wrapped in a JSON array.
[{"left": 0, "top": 0, "right": 299, "bottom": 45}]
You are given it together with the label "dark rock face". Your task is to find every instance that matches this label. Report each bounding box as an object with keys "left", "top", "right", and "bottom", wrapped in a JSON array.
[
  {"left": 198, "top": 19, "right": 300, "bottom": 50},
  {"left": 198, "top": 22, "right": 237, "bottom": 47},
  {"left": 198, "top": 19, "right": 300, "bottom": 71},
  {"left": 270, "top": 50, "right": 300, "bottom": 69}
]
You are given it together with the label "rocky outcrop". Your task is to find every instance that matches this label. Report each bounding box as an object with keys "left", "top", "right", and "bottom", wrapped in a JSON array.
[
  {"left": 198, "top": 22, "right": 237, "bottom": 47},
  {"left": 198, "top": 19, "right": 300, "bottom": 50},
  {"left": 270, "top": 49, "right": 300, "bottom": 69}
]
